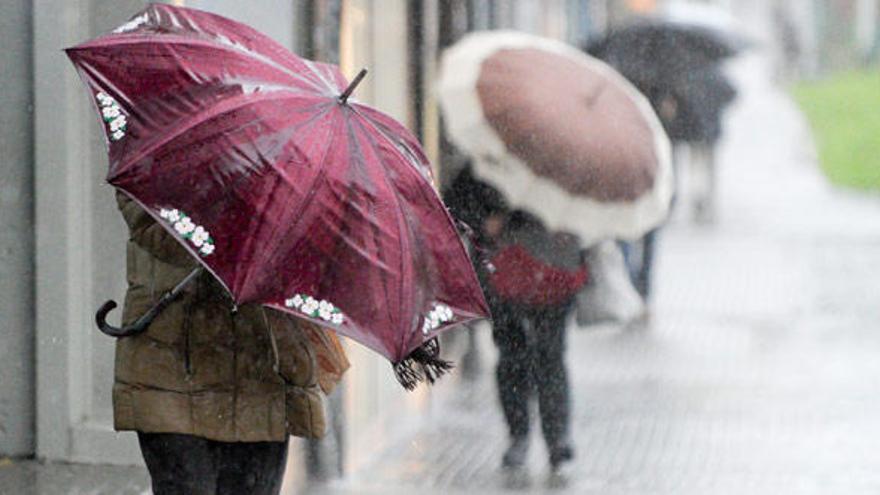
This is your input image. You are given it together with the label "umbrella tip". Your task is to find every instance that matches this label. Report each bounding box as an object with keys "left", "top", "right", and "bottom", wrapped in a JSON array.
[{"left": 338, "top": 68, "right": 368, "bottom": 105}]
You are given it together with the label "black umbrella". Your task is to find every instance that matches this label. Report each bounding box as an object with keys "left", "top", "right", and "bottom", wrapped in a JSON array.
[
  {"left": 587, "top": 21, "right": 748, "bottom": 89},
  {"left": 587, "top": 20, "right": 744, "bottom": 144},
  {"left": 655, "top": 66, "right": 737, "bottom": 142}
]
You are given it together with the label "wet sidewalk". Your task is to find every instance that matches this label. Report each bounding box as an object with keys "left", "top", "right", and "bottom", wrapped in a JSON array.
[{"left": 313, "top": 55, "right": 880, "bottom": 495}]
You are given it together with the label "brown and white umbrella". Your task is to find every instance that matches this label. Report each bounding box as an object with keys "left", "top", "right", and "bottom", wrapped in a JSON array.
[{"left": 438, "top": 31, "right": 673, "bottom": 244}]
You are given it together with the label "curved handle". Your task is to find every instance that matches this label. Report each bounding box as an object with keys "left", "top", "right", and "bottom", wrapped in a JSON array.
[
  {"left": 95, "top": 299, "right": 151, "bottom": 337},
  {"left": 95, "top": 267, "right": 204, "bottom": 338}
]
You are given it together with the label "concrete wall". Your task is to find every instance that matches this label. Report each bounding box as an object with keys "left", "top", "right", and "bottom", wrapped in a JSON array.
[
  {"left": 185, "top": 0, "right": 297, "bottom": 50},
  {"left": 34, "top": 0, "right": 152, "bottom": 465},
  {"left": 0, "top": 0, "right": 35, "bottom": 458}
]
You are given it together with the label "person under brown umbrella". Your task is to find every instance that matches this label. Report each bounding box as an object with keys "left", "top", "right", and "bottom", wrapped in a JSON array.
[
  {"left": 444, "top": 167, "right": 583, "bottom": 470},
  {"left": 439, "top": 31, "right": 672, "bottom": 471}
]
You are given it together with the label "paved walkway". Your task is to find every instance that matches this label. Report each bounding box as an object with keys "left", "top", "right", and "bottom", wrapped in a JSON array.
[
  {"left": 0, "top": 458, "right": 149, "bottom": 495},
  {"left": 313, "top": 54, "right": 880, "bottom": 495}
]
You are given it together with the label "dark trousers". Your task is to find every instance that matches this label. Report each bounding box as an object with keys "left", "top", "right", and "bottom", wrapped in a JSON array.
[
  {"left": 491, "top": 298, "right": 571, "bottom": 447},
  {"left": 621, "top": 228, "right": 657, "bottom": 301},
  {"left": 137, "top": 433, "right": 289, "bottom": 495}
]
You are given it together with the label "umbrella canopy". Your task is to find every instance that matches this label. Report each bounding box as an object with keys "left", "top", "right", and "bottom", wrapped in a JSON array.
[
  {"left": 438, "top": 31, "right": 673, "bottom": 245},
  {"left": 65, "top": 4, "right": 488, "bottom": 383},
  {"left": 587, "top": 20, "right": 748, "bottom": 89},
  {"left": 659, "top": 65, "right": 738, "bottom": 142}
]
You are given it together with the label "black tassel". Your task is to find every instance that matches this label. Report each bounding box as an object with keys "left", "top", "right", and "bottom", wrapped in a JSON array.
[{"left": 393, "top": 338, "right": 454, "bottom": 391}]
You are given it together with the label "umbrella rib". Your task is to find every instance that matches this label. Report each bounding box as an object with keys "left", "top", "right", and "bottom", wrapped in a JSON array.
[
  {"left": 351, "top": 105, "right": 490, "bottom": 349},
  {"left": 110, "top": 91, "right": 325, "bottom": 181},
  {"left": 233, "top": 105, "right": 340, "bottom": 300},
  {"left": 350, "top": 111, "right": 437, "bottom": 357},
  {"left": 74, "top": 35, "right": 331, "bottom": 95},
  {"left": 342, "top": 115, "right": 411, "bottom": 356},
  {"left": 181, "top": 102, "right": 334, "bottom": 259}
]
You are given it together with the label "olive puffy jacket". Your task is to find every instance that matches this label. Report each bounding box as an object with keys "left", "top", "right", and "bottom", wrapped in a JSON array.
[{"left": 113, "top": 193, "right": 349, "bottom": 442}]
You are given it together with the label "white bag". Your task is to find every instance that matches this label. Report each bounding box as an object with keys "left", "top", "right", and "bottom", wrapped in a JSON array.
[{"left": 575, "top": 241, "right": 645, "bottom": 327}]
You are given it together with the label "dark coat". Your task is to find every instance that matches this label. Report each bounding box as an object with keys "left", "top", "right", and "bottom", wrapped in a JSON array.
[{"left": 443, "top": 169, "right": 586, "bottom": 307}]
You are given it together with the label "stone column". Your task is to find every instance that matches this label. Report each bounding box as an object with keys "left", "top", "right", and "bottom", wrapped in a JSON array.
[
  {"left": 0, "top": 0, "right": 35, "bottom": 458},
  {"left": 34, "top": 0, "right": 147, "bottom": 465}
]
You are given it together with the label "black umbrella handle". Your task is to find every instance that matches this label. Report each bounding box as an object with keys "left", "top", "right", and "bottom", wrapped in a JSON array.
[{"left": 95, "top": 267, "right": 204, "bottom": 338}]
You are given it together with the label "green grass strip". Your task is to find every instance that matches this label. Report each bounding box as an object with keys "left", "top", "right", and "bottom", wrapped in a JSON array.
[{"left": 792, "top": 69, "right": 880, "bottom": 191}]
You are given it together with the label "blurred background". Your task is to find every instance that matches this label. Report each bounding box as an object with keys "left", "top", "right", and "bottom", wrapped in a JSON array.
[{"left": 1, "top": 0, "right": 878, "bottom": 493}]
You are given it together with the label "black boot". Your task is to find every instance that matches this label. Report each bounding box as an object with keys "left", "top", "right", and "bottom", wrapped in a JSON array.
[
  {"left": 502, "top": 436, "right": 530, "bottom": 469},
  {"left": 548, "top": 441, "right": 574, "bottom": 471}
]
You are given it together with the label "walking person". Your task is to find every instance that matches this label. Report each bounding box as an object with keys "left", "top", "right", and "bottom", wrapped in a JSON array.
[
  {"left": 445, "top": 169, "right": 587, "bottom": 471},
  {"left": 114, "top": 192, "right": 349, "bottom": 494},
  {"left": 621, "top": 72, "right": 735, "bottom": 303},
  {"left": 488, "top": 269, "right": 579, "bottom": 470},
  {"left": 438, "top": 32, "right": 672, "bottom": 473}
]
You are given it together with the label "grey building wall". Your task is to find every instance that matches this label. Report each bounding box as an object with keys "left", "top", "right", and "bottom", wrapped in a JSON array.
[
  {"left": 0, "top": 0, "right": 36, "bottom": 457},
  {"left": 186, "top": 0, "right": 296, "bottom": 49}
]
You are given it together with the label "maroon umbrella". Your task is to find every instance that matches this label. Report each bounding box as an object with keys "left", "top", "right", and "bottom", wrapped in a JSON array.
[{"left": 66, "top": 4, "right": 488, "bottom": 388}]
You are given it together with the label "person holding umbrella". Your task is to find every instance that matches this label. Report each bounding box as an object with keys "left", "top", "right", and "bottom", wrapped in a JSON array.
[
  {"left": 67, "top": 4, "right": 489, "bottom": 493},
  {"left": 439, "top": 32, "right": 672, "bottom": 472},
  {"left": 114, "top": 192, "right": 349, "bottom": 494}
]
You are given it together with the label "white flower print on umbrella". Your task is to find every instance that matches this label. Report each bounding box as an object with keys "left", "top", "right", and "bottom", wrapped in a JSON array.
[
  {"left": 158, "top": 207, "right": 215, "bottom": 257},
  {"left": 95, "top": 92, "right": 128, "bottom": 141},
  {"left": 191, "top": 226, "right": 209, "bottom": 247},
  {"left": 160, "top": 208, "right": 181, "bottom": 222},
  {"left": 285, "top": 293, "right": 344, "bottom": 325},
  {"left": 422, "top": 303, "right": 454, "bottom": 335},
  {"left": 174, "top": 217, "right": 196, "bottom": 235},
  {"left": 109, "top": 116, "right": 127, "bottom": 132},
  {"left": 102, "top": 106, "right": 121, "bottom": 119},
  {"left": 285, "top": 294, "right": 304, "bottom": 309}
]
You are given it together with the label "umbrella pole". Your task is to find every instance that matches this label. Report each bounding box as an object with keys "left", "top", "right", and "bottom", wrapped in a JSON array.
[
  {"left": 338, "top": 68, "right": 368, "bottom": 104},
  {"left": 95, "top": 267, "right": 204, "bottom": 338}
]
